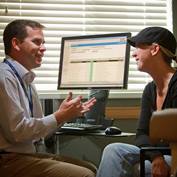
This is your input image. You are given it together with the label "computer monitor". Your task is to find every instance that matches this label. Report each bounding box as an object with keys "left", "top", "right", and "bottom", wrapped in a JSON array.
[
  {"left": 57, "top": 32, "right": 131, "bottom": 90},
  {"left": 57, "top": 32, "right": 131, "bottom": 127}
]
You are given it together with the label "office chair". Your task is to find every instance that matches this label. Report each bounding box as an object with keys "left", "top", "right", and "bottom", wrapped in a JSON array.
[{"left": 140, "top": 108, "right": 177, "bottom": 176}]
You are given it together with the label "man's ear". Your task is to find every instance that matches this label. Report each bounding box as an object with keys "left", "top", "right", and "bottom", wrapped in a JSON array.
[
  {"left": 11, "top": 37, "right": 21, "bottom": 51},
  {"left": 151, "top": 43, "right": 160, "bottom": 56}
]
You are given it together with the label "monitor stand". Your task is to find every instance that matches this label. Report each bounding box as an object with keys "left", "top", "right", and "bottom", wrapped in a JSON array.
[{"left": 84, "top": 89, "right": 113, "bottom": 129}]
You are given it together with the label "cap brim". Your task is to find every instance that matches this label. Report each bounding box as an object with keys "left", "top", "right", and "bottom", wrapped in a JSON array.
[{"left": 127, "top": 37, "right": 136, "bottom": 47}]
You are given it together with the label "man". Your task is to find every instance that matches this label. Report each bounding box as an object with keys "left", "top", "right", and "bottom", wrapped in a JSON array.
[
  {"left": 96, "top": 27, "right": 177, "bottom": 177},
  {"left": 0, "top": 19, "right": 96, "bottom": 177}
]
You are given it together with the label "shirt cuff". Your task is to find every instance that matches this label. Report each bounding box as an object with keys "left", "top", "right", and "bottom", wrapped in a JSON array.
[{"left": 43, "top": 114, "right": 58, "bottom": 130}]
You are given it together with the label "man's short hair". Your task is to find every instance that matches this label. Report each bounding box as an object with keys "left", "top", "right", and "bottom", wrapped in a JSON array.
[{"left": 3, "top": 19, "right": 45, "bottom": 55}]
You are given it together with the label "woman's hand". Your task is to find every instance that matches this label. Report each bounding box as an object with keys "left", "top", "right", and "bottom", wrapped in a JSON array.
[{"left": 152, "top": 156, "right": 170, "bottom": 177}]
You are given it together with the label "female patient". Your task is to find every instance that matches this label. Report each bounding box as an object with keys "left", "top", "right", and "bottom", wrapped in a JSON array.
[{"left": 96, "top": 27, "right": 177, "bottom": 177}]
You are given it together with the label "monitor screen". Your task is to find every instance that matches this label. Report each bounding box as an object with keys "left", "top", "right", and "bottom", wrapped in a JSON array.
[{"left": 57, "top": 32, "right": 131, "bottom": 89}]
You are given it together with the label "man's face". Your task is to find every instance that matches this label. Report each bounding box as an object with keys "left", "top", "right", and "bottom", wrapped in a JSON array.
[{"left": 17, "top": 26, "right": 46, "bottom": 70}]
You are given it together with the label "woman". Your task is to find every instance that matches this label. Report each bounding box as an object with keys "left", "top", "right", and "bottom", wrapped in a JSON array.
[{"left": 96, "top": 26, "right": 177, "bottom": 177}]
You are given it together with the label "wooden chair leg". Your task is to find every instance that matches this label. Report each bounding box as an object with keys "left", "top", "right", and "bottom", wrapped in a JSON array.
[{"left": 170, "top": 143, "right": 177, "bottom": 176}]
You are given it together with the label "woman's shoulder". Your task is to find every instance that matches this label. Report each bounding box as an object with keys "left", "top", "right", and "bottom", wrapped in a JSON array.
[{"left": 144, "top": 81, "right": 155, "bottom": 90}]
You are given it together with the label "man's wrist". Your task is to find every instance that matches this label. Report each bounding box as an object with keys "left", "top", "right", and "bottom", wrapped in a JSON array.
[{"left": 54, "top": 111, "right": 63, "bottom": 125}]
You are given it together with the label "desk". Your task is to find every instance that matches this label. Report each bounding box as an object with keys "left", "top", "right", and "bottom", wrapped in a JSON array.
[
  {"left": 56, "top": 130, "right": 135, "bottom": 136},
  {"left": 55, "top": 130, "right": 135, "bottom": 167}
]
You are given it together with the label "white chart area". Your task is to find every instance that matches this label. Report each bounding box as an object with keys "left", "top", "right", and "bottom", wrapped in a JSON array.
[{"left": 61, "top": 36, "right": 127, "bottom": 87}]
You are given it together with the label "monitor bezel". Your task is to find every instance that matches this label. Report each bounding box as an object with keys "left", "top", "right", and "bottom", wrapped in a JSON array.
[{"left": 57, "top": 32, "right": 131, "bottom": 90}]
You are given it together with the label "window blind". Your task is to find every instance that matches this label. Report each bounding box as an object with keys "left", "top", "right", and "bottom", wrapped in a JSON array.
[{"left": 0, "top": 0, "right": 172, "bottom": 92}]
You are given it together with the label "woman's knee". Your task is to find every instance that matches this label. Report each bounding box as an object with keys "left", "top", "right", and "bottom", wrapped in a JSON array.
[
  {"left": 103, "top": 143, "right": 128, "bottom": 155},
  {"left": 102, "top": 143, "right": 139, "bottom": 161},
  {"left": 101, "top": 143, "right": 125, "bottom": 160}
]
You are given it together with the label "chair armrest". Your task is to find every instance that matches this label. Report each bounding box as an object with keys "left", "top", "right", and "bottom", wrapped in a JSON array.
[
  {"left": 140, "top": 147, "right": 171, "bottom": 177},
  {"left": 150, "top": 109, "right": 177, "bottom": 143}
]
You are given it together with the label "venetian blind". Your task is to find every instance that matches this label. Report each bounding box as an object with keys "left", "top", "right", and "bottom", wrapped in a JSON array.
[{"left": 0, "top": 0, "right": 172, "bottom": 92}]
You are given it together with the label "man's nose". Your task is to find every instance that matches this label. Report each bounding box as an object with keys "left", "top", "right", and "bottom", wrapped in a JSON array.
[{"left": 40, "top": 43, "right": 46, "bottom": 52}]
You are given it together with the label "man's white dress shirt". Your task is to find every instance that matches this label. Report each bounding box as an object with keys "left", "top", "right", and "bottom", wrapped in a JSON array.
[{"left": 0, "top": 58, "right": 58, "bottom": 153}]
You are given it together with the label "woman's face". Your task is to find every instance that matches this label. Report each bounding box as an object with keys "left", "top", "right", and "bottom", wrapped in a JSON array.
[{"left": 132, "top": 44, "right": 154, "bottom": 73}]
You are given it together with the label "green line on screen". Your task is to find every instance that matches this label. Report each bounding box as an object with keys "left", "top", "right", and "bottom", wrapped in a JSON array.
[{"left": 89, "top": 61, "right": 93, "bottom": 81}]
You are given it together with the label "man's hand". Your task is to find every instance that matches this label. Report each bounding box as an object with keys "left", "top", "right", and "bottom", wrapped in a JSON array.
[
  {"left": 151, "top": 156, "right": 170, "bottom": 177},
  {"left": 54, "top": 92, "right": 96, "bottom": 124},
  {"left": 80, "top": 97, "right": 97, "bottom": 114}
]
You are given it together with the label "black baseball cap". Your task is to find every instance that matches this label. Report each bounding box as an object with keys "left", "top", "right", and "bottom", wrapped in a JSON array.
[{"left": 128, "top": 26, "right": 177, "bottom": 56}]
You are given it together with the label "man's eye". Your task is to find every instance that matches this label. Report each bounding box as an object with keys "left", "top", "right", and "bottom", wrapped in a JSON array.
[{"left": 33, "top": 40, "right": 42, "bottom": 46}]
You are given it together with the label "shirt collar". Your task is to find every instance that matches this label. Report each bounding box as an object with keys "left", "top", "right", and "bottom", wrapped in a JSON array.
[{"left": 5, "top": 56, "right": 36, "bottom": 84}]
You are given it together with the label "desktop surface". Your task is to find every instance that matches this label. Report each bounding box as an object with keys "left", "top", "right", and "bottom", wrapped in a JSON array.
[{"left": 56, "top": 128, "right": 135, "bottom": 137}]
